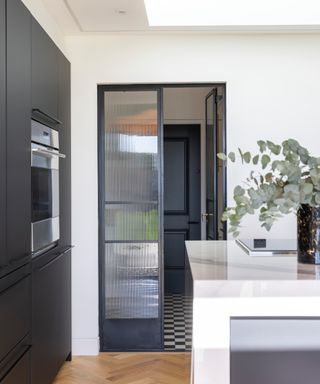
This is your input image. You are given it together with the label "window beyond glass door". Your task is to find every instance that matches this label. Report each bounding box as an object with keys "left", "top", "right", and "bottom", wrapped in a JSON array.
[{"left": 104, "top": 91, "right": 160, "bottom": 326}]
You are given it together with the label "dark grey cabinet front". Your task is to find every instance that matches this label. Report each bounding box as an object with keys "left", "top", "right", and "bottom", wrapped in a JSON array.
[
  {"left": 32, "top": 18, "right": 59, "bottom": 121},
  {"left": 0, "top": 0, "right": 6, "bottom": 269},
  {"left": 0, "top": 271, "right": 31, "bottom": 364},
  {"left": 6, "top": 0, "right": 31, "bottom": 267},
  {"left": 1, "top": 351, "right": 30, "bottom": 384},
  {"left": 31, "top": 249, "right": 71, "bottom": 384},
  {"left": 58, "top": 52, "right": 71, "bottom": 249}
]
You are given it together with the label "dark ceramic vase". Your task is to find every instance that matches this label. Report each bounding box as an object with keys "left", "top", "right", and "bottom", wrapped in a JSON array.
[{"left": 297, "top": 204, "right": 320, "bottom": 264}]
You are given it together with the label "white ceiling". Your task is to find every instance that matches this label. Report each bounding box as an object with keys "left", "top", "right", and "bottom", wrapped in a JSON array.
[
  {"left": 43, "top": 0, "right": 150, "bottom": 34},
  {"left": 42, "top": 0, "right": 320, "bottom": 35}
]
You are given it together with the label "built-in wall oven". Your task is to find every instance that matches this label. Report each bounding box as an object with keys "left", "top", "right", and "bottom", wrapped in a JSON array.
[{"left": 31, "top": 120, "right": 66, "bottom": 256}]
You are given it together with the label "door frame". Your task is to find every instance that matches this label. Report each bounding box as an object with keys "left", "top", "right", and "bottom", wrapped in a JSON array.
[{"left": 97, "top": 82, "right": 227, "bottom": 351}]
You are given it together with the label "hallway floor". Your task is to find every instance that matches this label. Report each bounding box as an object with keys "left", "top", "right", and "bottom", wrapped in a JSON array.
[
  {"left": 164, "top": 294, "right": 193, "bottom": 351},
  {"left": 53, "top": 352, "right": 191, "bottom": 384}
]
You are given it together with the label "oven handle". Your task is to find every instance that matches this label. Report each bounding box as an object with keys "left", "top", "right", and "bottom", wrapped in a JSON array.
[{"left": 32, "top": 148, "right": 66, "bottom": 159}]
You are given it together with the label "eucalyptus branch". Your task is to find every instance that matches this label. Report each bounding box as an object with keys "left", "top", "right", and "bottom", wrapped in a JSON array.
[{"left": 218, "top": 139, "right": 320, "bottom": 236}]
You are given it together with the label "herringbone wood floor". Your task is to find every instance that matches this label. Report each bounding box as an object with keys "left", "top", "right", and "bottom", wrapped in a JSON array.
[{"left": 53, "top": 353, "right": 191, "bottom": 384}]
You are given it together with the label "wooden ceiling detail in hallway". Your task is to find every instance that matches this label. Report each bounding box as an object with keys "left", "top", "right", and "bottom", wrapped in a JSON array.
[{"left": 53, "top": 352, "right": 191, "bottom": 384}]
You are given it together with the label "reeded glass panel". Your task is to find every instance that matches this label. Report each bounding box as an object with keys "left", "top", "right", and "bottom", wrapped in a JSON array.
[
  {"left": 105, "top": 243, "right": 159, "bottom": 319},
  {"left": 105, "top": 91, "right": 158, "bottom": 203},
  {"left": 105, "top": 203, "right": 158, "bottom": 241},
  {"left": 104, "top": 90, "right": 160, "bottom": 321}
]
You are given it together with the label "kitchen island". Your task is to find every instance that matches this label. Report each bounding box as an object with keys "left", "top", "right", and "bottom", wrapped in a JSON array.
[{"left": 186, "top": 240, "right": 320, "bottom": 384}]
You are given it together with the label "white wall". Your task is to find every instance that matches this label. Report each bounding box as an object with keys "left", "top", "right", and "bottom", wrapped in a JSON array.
[{"left": 66, "top": 33, "right": 320, "bottom": 354}]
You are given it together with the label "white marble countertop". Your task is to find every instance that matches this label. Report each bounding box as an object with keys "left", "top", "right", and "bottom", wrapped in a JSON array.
[
  {"left": 186, "top": 240, "right": 320, "bottom": 282},
  {"left": 186, "top": 240, "right": 320, "bottom": 384}
]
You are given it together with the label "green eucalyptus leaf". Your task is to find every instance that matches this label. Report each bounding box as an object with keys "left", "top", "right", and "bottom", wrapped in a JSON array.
[
  {"left": 243, "top": 152, "right": 251, "bottom": 163},
  {"left": 261, "top": 154, "right": 271, "bottom": 169},
  {"left": 234, "top": 185, "right": 245, "bottom": 196},
  {"left": 234, "top": 195, "right": 249, "bottom": 204},
  {"left": 217, "top": 153, "right": 228, "bottom": 161},
  {"left": 252, "top": 154, "right": 259, "bottom": 165},
  {"left": 228, "top": 152, "right": 236, "bottom": 162},
  {"left": 308, "top": 157, "right": 318, "bottom": 168},
  {"left": 266, "top": 140, "right": 281, "bottom": 155},
  {"left": 284, "top": 184, "right": 300, "bottom": 203},
  {"left": 265, "top": 173, "right": 273, "bottom": 182},
  {"left": 287, "top": 139, "right": 300, "bottom": 152},
  {"left": 257, "top": 140, "right": 267, "bottom": 153},
  {"left": 300, "top": 183, "right": 313, "bottom": 195}
]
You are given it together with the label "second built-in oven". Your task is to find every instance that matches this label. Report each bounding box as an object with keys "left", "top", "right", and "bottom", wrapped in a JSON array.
[{"left": 31, "top": 120, "right": 65, "bottom": 256}]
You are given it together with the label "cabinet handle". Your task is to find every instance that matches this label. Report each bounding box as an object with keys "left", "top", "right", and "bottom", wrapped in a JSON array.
[
  {"left": 37, "top": 246, "right": 73, "bottom": 272},
  {"left": 32, "top": 108, "right": 62, "bottom": 125}
]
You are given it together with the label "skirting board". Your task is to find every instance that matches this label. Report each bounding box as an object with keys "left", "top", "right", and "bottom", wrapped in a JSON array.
[{"left": 72, "top": 337, "right": 100, "bottom": 356}]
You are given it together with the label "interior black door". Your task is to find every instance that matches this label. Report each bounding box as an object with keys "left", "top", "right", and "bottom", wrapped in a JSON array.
[
  {"left": 99, "top": 87, "right": 163, "bottom": 351},
  {"left": 164, "top": 124, "right": 201, "bottom": 294},
  {"left": 205, "top": 88, "right": 227, "bottom": 240}
]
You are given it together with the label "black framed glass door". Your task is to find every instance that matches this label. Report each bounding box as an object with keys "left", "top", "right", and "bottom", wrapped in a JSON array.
[
  {"left": 98, "top": 87, "right": 163, "bottom": 351},
  {"left": 205, "top": 87, "right": 227, "bottom": 240}
]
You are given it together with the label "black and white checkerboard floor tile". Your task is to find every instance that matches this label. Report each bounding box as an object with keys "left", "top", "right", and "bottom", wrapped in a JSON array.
[{"left": 164, "top": 294, "right": 193, "bottom": 351}]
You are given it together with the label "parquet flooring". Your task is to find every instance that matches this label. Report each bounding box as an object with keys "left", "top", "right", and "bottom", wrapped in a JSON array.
[{"left": 53, "top": 352, "right": 191, "bottom": 384}]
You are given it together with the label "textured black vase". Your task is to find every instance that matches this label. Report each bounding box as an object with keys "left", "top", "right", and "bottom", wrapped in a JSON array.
[{"left": 297, "top": 204, "right": 320, "bottom": 264}]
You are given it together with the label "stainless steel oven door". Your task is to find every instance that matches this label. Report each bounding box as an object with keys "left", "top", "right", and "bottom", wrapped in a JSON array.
[{"left": 31, "top": 142, "right": 64, "bottom": 255}]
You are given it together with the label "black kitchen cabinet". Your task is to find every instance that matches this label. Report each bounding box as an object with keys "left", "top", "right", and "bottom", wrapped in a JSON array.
[
  {"left": 6, "top": 0, "right": 31, "bottom": 268},
  {"left": 0, "top": 0, "right": 5, "bottom": 269},
  {"left": 31, "top": 249, "right": 72, "bottom": 384},
  {"left": 0, "top": 264, "right": 31, "bottom": 383},
  {"left": 32, "top": 18, "right": 59, "bottom": 122},
  {"left": 0, "top": 1, "right": 71, "bottom": 383},
  {"left": 0, "top": 269, "right": 31, "bottom": 363},
  {"left": 58, "top": 52, "right": 71, "bottom": 248},
  {"left": 1, "top": 351, "right": 30, "bottom": 384}
]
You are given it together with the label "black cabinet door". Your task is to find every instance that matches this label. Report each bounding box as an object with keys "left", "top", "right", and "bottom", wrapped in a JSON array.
[
  {"left": 1, "top": 351, "right": 30, "bottom": 384},
  {"left": 0, "top": 0, "right": 6, "bottom": 269},
  {"left": 58, "top": 52, "right": 71, "bottom": 248},
  {"left": 31, "top": 18, "right": 59, "bottom": 121},
  {"left": 6, "top": 0, "right": 31, "bottom": 266},
  {"left": 0, "top": 270, "right": 31, "bottom": 363},
  {"left": 31, "top": 250, "right": 71, "bottom": 384}
]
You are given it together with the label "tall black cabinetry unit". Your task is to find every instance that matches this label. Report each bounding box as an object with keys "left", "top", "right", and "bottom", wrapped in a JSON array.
[
  {"left": 0, "top": 0, "right": 31, "bottom": 275},
  {"left": 6, "top": 0, "right": 31, "bottom": 269},
  {"left": 0, "top": 1, "right": 31, "bottom": 383},
  {"left": 30, "top": 18, "right": 72, "bottom": 384},
  {"left": 0, "top": 0, "right": 71, "bottom": 383}
]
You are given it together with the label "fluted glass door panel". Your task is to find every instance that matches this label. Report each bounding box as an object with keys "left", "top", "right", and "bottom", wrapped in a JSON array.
[
  {"left": 100, "top": 88, "right": 162, "bottom": 351},
  {"left": 105, "top": 92, "right": 158, "bottom": 203},
  {"left": 105, "top": 203, "right": 158, "bottom": 241},
  {"left": 105, "top": 243, "right": 159, "bottom": 319}
]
